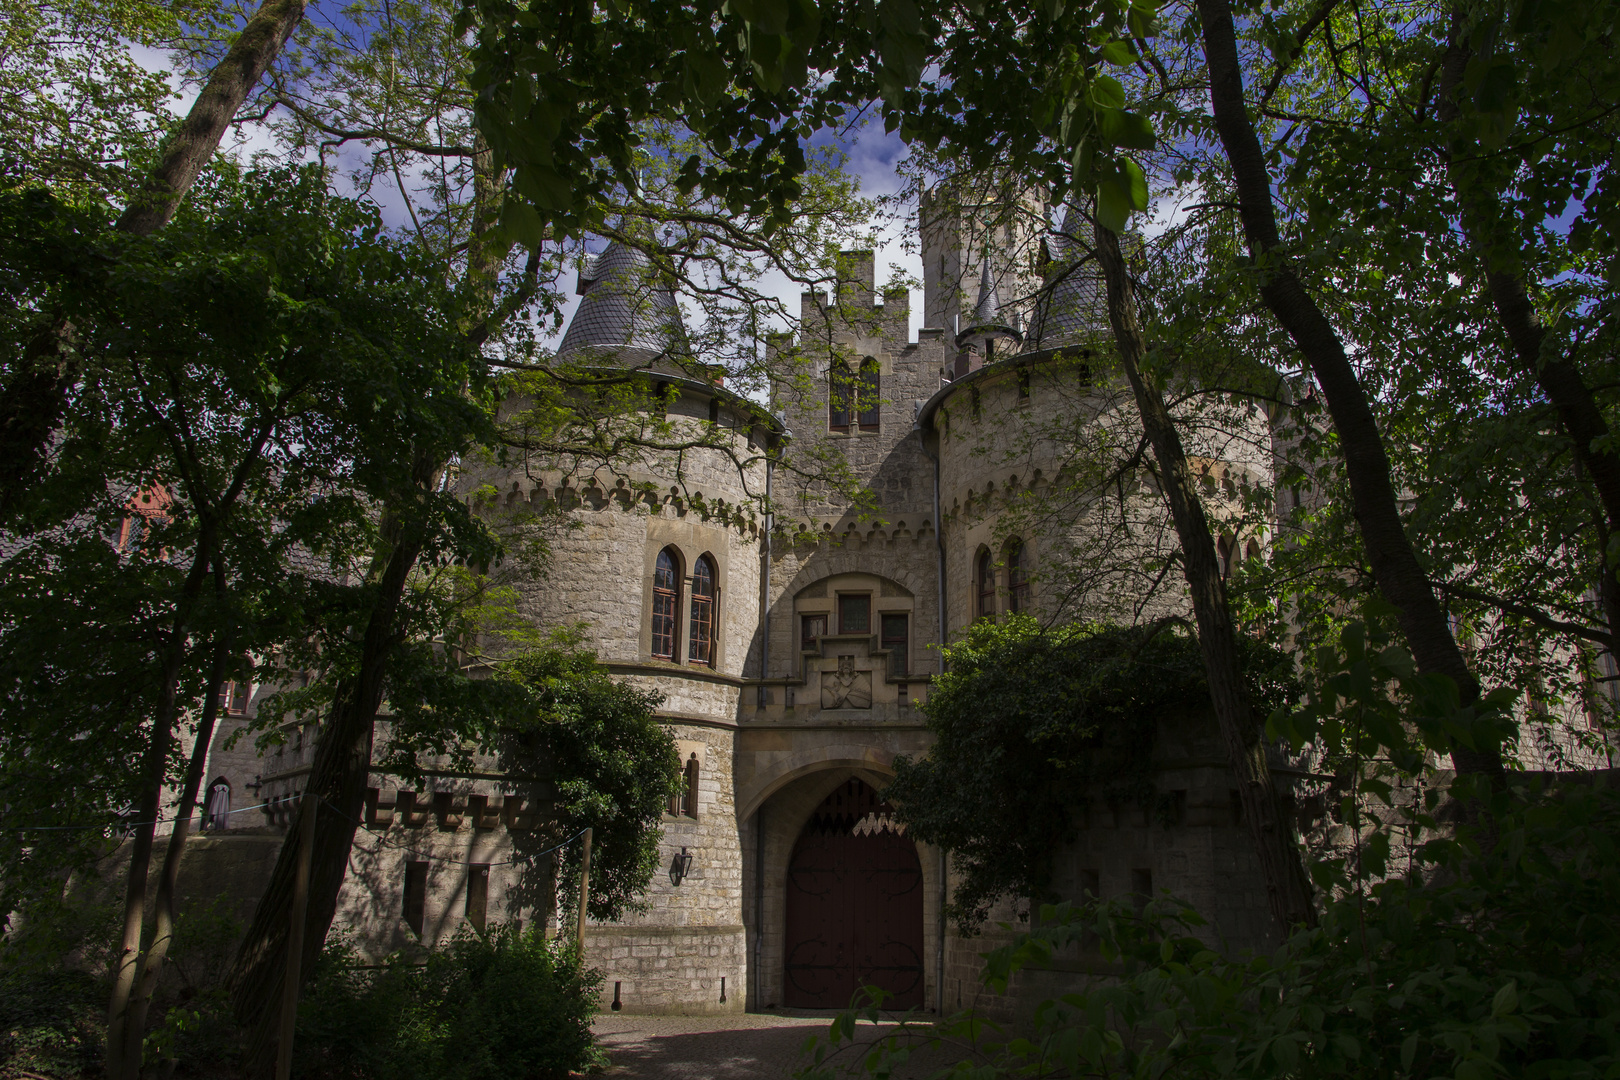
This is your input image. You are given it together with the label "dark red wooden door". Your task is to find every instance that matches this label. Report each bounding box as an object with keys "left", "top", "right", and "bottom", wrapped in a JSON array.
[{"left": 784, "top": 780, "right": 924, "bottom": 1009}]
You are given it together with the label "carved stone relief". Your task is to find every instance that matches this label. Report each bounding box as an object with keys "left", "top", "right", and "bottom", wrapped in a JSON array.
[{"left": 820, "top": 654, "right": 873, "bottom": 710}]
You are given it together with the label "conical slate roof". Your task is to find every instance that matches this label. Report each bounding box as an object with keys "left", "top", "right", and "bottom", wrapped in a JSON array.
[
  {"left": 972, "top": 254, "right": 1001, "bottom": 327},
  {"left": 1024, "top": 204, "right": 1108, "bottom": 352},
  {"left": 555, "top": 239, "right": 687, "bottom": 364},
  {"left": 956, "top": 246, "right": 1022, "bottom": 350}
]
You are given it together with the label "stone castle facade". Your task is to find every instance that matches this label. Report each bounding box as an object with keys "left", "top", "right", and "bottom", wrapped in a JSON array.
[{"left": 180, "top": 197, "right": 1333, "bottom": 1017}]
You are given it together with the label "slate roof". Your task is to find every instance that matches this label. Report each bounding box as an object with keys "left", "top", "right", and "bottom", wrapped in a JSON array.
[
  {"left": 1023, "top": 204, "right": 1109, "bottom": 353},
  {"left": 555, "top": 240, "right": 688, "bottom": 366},
  {"left": 955, "top": 247, "right": 1023, "bottom": 350}
]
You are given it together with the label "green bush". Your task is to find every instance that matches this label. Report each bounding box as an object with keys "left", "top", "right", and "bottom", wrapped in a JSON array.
[
  {"left": 0, "top": 966, "right": 104, "bottom": 1079},
  {"left": 297, "top": 924, "right": 603, "bottom": 1080}
]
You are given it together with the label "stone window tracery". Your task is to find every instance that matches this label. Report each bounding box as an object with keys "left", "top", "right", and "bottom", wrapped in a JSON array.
[
  {"left": 976, "top": 548, "right": 995, "bottom": 618},
  {"left": 688, "top": 554, "right": 717, "bottom": 667},
  {"left": 652, "top": 547, "right": 681, "bottom": 661}
]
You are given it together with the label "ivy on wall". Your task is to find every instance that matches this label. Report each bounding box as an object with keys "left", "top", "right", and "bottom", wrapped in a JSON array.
[{"left": 886, "top": 616, "right": 1297, "bottom": 932}]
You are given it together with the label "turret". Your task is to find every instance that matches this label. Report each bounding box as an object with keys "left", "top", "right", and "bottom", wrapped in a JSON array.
[
  {"left": 1023, "top": 204, "right": 1108, "bottom": 354},
  {"left": 555, "top": 234, "right": 688, "bottom": 368},
  {"left": 953, "top": 244, "right": 1023, "bottom": 367}
]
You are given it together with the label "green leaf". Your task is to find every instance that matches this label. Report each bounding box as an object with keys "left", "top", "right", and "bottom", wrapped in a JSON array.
[
  {"left": 1091, "top": 75, "right": 1126, "bottom": 109},
  {"left": 879, "top": 0, "right": 920, "bottom": 36},
  {"left": 1121, "top": 157, "right": 1148, "bottom": 210},
  {"left": 1491, "top": 981, "right": 1518, "bottom": 1017},
  {"left": 1097, "top": 177, "right": 1130, "bottom": 232},
  {"left": 728, "top": 0, "right": 793, "bottom": 34},
  {"left": 497, "top": 199, "right": 549, "bottom": 247},
  {"left": 1098, "top": 108, "right": 1157, "bottom": 151},
  {"left": 1101, "top": 39, "right": 1138, "bottom": 65},
  {"left": 1401, "top": 1034, "right": 1420, "bottom": 1070}
]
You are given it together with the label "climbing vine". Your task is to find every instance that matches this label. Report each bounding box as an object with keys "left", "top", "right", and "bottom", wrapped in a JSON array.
[{"left": 887, "top": 616, "right": 1297, "bottom": 931}]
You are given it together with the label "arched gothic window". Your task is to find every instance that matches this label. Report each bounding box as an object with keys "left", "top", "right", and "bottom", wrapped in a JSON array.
[
  {"left": 652, "top": 547, "right": 681, "bottom": 661},
  {"left": 829, "top": 364, "right": 854, "bottom": 431},
  {"left": 976, "top": 548, "right": 995, "bottom": 618},
  {"left": 1217, "top": 533, "right": 1235, "bottom": 579},
  {"left": 1006, "top": 540, "right": 1031, "bottom": 613},
  {"left": 688, "top": 554, "right": 716, "bottom": 667},
  {"left": 857, "top": 358, "right": 880, "bottom": 431},
  {"left": 203, "top": 777, "right": 231, "bottom": 831}
]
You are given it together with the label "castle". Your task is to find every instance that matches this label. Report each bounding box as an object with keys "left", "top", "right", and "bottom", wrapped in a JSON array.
[{"left": 182, "top": 193, "right": 1348, "bottom": 1016}]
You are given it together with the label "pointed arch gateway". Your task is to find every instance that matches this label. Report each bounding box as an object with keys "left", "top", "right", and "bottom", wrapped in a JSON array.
[{"left": 783, "top": 779, "right": 924, "bottom": 1009}]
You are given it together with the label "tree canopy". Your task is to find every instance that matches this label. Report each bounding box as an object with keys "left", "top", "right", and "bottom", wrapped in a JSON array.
[{"left": 889, "top": 616, "right": 1299, "bottom": 930}]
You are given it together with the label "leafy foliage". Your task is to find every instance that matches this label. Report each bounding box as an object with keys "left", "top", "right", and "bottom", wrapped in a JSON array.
[
  {"left": 497, "top": 636, "right": 684, "bottom": 922},
  {"left": 296, "top": 925, "right": 603, "bottom": 1080},
  {"left": 0, "top": 966, "right": 105, "bottom": 1078},
  {"left": 888, "top": 617, "right": 1298, "bottom": 930},
  {"left": 0, "top": 163, "right": 501, "bottom": 914},
  {"left": 804, "top": 628, "right": 1620, "bottom": 1079}
]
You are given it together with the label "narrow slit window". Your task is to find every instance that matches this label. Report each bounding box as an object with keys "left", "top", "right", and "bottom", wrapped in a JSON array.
[
  {"left": 466, "top": 863, "right": 490, "bottom": 931},
  {"left": 403, "top": 860, "right": 428, "bottom": 937},
  {"left": 682, "top": 753, "right": 700, "bottom": 818},
  {"left": 838, "top": 594, "right": 870, "bottom": 634},
  {"left": 652, "top": 548, "right": 680, "bottom": 661},
  {"left": 688, "top": 555, "right": 716, "bottom": 667},
  {"left": 881, "top": 613, "right": 909, "bottom": 676}
]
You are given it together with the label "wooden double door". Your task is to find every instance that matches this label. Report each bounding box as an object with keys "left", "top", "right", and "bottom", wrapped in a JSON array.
[{"left": 783, "top": 780, "right": 925, "bottom": 1010}]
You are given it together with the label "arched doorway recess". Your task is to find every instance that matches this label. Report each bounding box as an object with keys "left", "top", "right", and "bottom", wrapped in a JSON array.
[{"left": 783, "top": 779, "right": 924, "bottom": 1009}]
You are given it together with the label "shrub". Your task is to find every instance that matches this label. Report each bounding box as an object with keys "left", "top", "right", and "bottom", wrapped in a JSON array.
[
  {"left": 0, "top": 966, "right": 104, "bottom": 1079},
  {"left": 297, "top": 924, "right": 603, "bottom": 1080}
]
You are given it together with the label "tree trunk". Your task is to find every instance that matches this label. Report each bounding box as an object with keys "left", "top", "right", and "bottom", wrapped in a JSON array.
[
  {"left": 1436, "top": 13, "right": 1620, "bottom": 649},
  {"left": 104, "top": 553, "right": 212, "bottom": 1080},
  {"left": 229, "top": 491, "right": 432, "bottom": 1077},
  {"left": 1094, "top": 222, "right": 1316, "bottom": 933},
  {"left": 1194, "top": 0, "right": 1504, "bottom": 782},
  {"left": 229, "top": 145, "right": 510, "bottom": 1076},
  {"left": 114, "top": 628, "right": 234, "bottom": 1077},
  {"left": 117, "top": 0, "right": 310, "bottom": 236},
  {"left": 0, "top": 0, "right": 309, "bottom": 518}
]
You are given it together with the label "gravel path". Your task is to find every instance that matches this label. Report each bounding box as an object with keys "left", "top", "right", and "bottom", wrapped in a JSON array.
[{"left": 591, "top": 1012, "right": 964, "bottom": 1079}]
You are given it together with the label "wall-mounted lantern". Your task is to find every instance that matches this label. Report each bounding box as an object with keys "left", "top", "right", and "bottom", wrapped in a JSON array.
[{"left": 669, "top": 846, "right": 694, "bottom": 886}]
